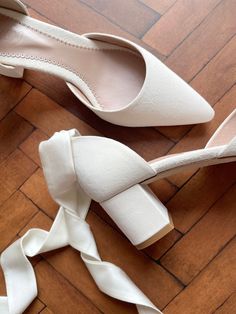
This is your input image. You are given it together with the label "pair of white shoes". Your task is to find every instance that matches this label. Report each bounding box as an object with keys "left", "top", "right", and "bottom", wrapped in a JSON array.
[{"left": 0, "top": 1, "right": 235, "bottom": 314}]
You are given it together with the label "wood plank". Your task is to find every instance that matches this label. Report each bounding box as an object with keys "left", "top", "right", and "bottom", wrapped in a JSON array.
[
  {"left": 163, "top": 237, "right": 236, "bottom": 314},
  {"left": 168, "top": 162, "right": 236, "bottom": 233},
  {"left": 145, "top": 229, "right": 182, "bottom": 261},
  {"left": 15, "top": 89, "right": 98, "bottom": 137},
  {"left": 23, "top": 298, "right": 45, "bottom": 314},
  {"left": 190, "top": 35, "right": 236, "bottom": 105},
  {"left": 166, "top": 0, "right": 236, "bottom": 82},
  {"left": 0, "top": 76, "right": 31, "bottom": 120},
  {"left": 149, "top": 179, "right": 178, "bottom": 204},
  {"left": 0, "top": 149, "right": 37, "bottom": 206},
  {"left": 20, "top": 169, "right": 58, "bottom": 218},
  {"left": 0, "top": 111, "right": 33, "bottom": 163},
  {"left": 143, "top": 0, "right": 221, "bottom": 55},
  {"left": 214, "top": 292, "right": 236, "bottom": 314},
  {"left": 0, "top": 191, "right": 38, "bottom": 251},
  {"left": 20, "top": 129, "right": 48, "bottom": 166},
  {"left": 156, "top": 124, "right": 192, "bottom": 143},
  {"left": 140, "top": 0, "right": 176, "bottom": 14},
  {"left": 40, "top": 308, "right": 53, "bottom": 314},
  {"left": 161, "top": 185, "right": 236, "bottom": 284},
  {"left": 81, "top": 0, "right": 160, "bottom": 38},
  {"left": 23, "top": 69, "right": 99, "bottom": 128},
  {"left": 19, "top": 211, "right": 52, "bottom": 236},
  {"left": 35, "top": 260, "right": 101, "bottom": 314}
]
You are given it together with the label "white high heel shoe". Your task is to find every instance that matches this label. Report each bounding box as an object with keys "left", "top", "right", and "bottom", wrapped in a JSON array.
[
  {"left": 0, "top": 0, "right": 214, "bottom": 126},
  {"left": 40, "top": 109, "right": 236, "bottom": 250}
]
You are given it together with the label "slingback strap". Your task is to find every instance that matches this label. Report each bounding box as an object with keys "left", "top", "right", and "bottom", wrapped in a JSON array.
[{"left": 0, "top": 129, "right": 161, "bottom": 314}]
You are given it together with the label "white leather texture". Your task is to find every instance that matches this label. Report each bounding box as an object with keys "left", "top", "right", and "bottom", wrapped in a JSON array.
[
  {"left": 72, "top": 136, "right": 156, "bottom": 202},
  {"left": 0, "top": 129, "right": 161, "bottom": 314}
]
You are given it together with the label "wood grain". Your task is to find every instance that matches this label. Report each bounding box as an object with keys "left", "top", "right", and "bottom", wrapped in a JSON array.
[
  {"left": 162, "top": 184, "right": 236, "bottom": 284},
  {"left": 166, "top": 0, "right": 236, "bottom": 82},
  {"left": 143, "top": 0, "right": 221, "bottom": 55},
  {"left": 163, "top": 237, "right": 236, "bottom": 314},
  {"left": 140, "top": 0, "right": 176, "bottom": 14}
]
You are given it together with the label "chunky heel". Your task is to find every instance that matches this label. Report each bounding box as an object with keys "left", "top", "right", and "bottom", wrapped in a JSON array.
[
  {"left": 100, "top": 184, "right": 174, "bottom": 249},
  {"left": 0, "top": 63, "right": 24, "bottom": 78}
]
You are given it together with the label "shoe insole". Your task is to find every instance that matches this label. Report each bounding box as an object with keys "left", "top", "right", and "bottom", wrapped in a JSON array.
[
  {"left": 206, "top": 111, "right": 236, "bottom": 148},
  {"left": 0, "top": 12, "right": 146, "bottom": 110}
]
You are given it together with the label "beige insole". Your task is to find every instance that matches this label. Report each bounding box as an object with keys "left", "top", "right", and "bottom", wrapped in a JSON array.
[{"left": 0, "top": 13, "right": 146, "bottom": 110}]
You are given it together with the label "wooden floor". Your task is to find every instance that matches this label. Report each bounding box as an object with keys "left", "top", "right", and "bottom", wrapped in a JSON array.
[{"left": 0, "top": 0, "right": 236, "bottom": 313}]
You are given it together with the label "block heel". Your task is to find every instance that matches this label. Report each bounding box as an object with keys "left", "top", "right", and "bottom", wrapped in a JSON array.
[
  {"left": 0, "top": 63, "right": 24, "bottom": 78},
  {"left": 100, "top": 184, "right": 174, "bottom": 249}
]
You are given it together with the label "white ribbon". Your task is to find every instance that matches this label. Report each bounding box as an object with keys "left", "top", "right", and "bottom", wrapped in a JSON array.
[{"left": 0, "top": 129, "right": 162, "bottom": 314}]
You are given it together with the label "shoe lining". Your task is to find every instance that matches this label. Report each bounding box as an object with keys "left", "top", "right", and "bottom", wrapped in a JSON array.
[{"left": 0, "top": 12, "right": 146, "bottom": 110}]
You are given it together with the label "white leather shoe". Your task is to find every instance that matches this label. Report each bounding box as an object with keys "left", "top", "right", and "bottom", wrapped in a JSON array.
[
  {"left": 41, "top": 109, "right": 236, "bottom": 250},
  {"left": 0, "top": 0, "right": 214, "bottom": 126}
]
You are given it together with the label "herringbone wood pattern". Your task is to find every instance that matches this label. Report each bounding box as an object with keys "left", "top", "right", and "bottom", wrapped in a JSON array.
[{"left": 0, "top": 1, "right": 236, "bottom": 313}]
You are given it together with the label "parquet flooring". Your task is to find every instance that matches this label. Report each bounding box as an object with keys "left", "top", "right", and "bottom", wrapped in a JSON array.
[{"left": 0, "top": 1, "right": 235, "bottom": 313}]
